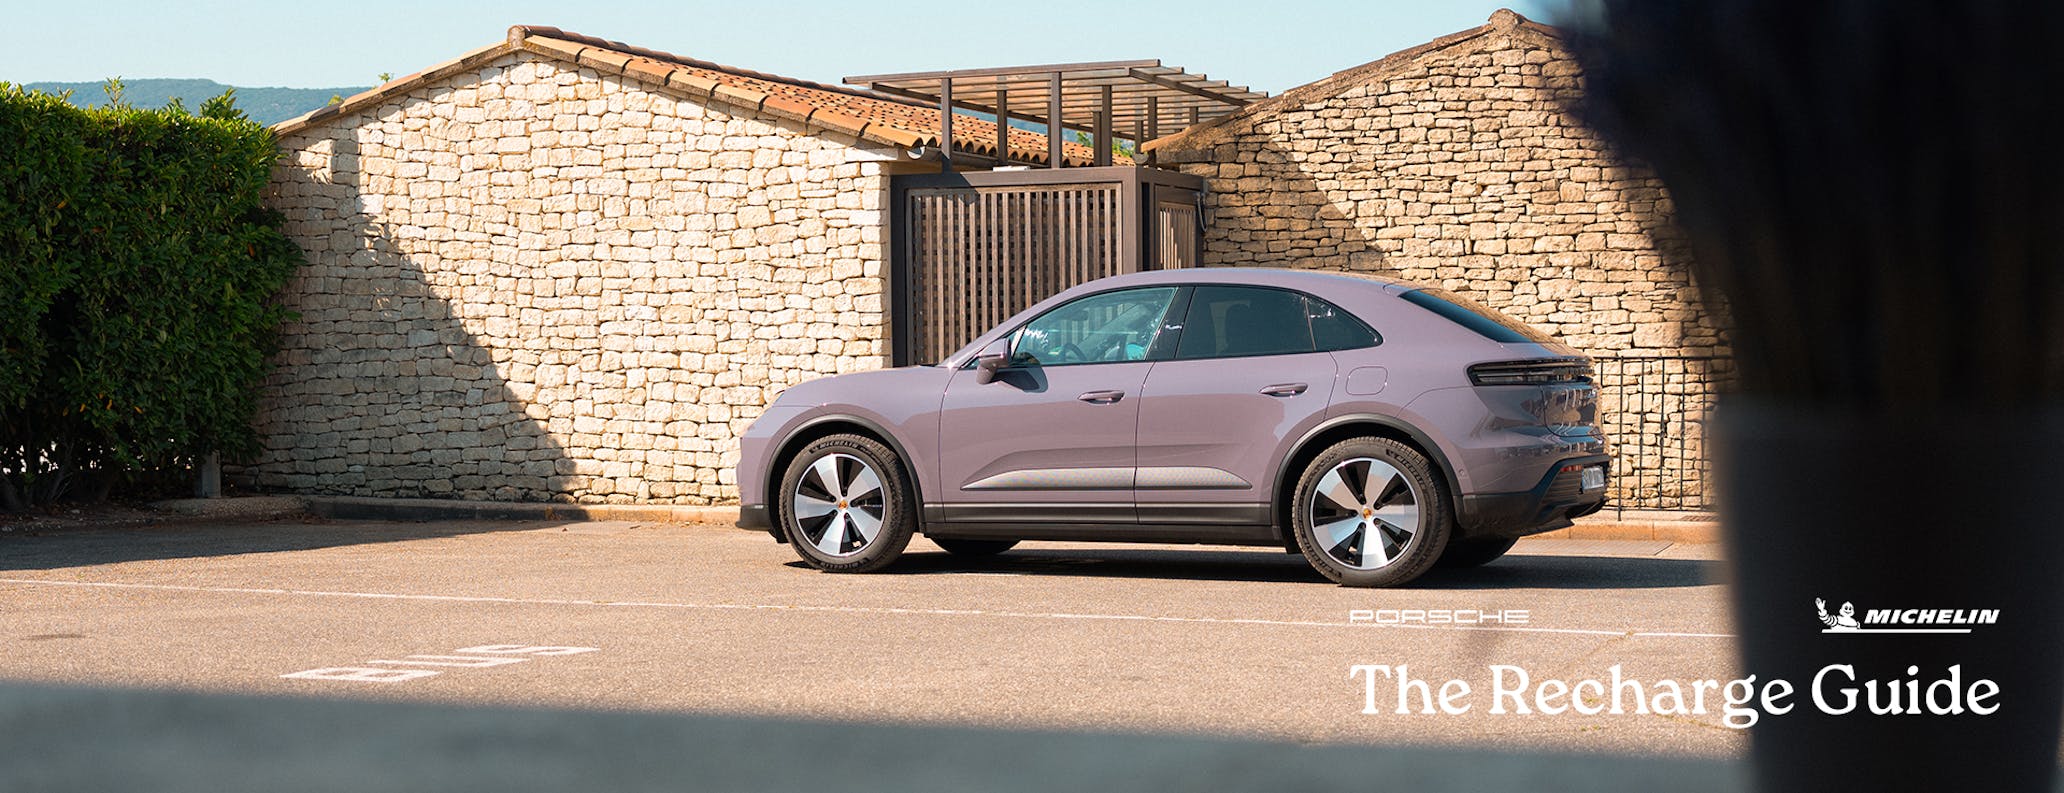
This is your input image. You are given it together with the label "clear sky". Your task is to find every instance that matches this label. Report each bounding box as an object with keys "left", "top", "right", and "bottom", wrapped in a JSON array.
[{"left": 3, "top": 0, "right": 1568, "bottom": 94}]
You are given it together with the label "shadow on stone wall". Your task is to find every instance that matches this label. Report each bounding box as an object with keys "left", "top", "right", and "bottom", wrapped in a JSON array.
[
  {"left": 243, "top": 125, "right": 575, "bottom": 503},
  {"left": 1189, "top": 144, "right": 1387, "bottom": 274}
]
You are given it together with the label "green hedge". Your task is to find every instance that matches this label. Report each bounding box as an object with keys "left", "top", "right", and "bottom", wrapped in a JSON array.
[{"left": 0, "top": 85, "right": 302, "bottom": 508}]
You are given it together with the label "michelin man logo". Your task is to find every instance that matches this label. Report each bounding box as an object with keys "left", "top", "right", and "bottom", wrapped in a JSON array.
[{"left": 1816, "top": 598, "right": 1861, "bottom": 631}]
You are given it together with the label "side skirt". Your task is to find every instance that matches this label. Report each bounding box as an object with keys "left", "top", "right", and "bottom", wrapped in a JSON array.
[{"left": 922, "top": 502, "right": 1279, "bottom": 546}]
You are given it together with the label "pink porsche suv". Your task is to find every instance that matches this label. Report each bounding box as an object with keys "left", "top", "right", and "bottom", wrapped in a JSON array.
[{"left": 735, "top": 268, "right": 1609, "bottom": 587}]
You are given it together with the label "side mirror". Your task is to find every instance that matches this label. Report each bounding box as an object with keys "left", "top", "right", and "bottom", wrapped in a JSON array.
[
  {"left": 973, "top": 352, "right": 1009, "bottom": 385},
  {"left": 972, "top": 338, "right": 1012, "bottom": 384}
]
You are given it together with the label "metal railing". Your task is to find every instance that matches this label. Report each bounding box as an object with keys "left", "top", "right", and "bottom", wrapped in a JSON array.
[{"left": 1591, "top": 354, "right": 1734, "bottom": 513}]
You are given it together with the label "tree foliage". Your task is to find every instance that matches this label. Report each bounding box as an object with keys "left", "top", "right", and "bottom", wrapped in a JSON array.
[{"left": 0, "top": 84, "right": 302, "bottom": 508}]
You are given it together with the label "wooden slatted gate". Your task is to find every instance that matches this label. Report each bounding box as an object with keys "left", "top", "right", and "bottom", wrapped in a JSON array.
[{"left": 890, "top": 166, "right": 1206, "bottom": 365}]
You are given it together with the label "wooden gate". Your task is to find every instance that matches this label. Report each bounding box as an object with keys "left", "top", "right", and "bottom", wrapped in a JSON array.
[{"left": 890, "top": 166, "right": 1205, "bottom": 365}]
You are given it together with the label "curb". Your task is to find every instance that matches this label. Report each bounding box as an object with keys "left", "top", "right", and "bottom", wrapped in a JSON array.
[
  {"left": 299, "top": 495, "right": 739, "bottom": 525},
  {"left": 146, "top": 496, "right": 309, "bottom": 522},
  {"left": 1534, "top": 512, "right": 1719, "bottom": 544}
]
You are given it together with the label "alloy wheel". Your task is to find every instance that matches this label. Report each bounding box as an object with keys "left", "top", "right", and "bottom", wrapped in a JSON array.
[
  {"left": 791, "top": 453, "right": 886, "bottom": 557},
  {"left": 1308, "top": 456, "right": 1422, "bottom": 570}
]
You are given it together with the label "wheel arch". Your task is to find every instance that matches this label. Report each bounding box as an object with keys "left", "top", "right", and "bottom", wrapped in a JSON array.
[
  {"left": 766, "top": 414, "right": 926, "bottom": 540},
  {"left": 1271, "top": 414, "right": 1461, "bottom": 538}
]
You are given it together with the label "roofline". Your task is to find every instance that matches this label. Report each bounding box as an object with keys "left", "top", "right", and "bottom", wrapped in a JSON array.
[
  {"left": 271, "top": 25, "right": 1109, "bottom": 165},
  {"left": 272, "top": 28, "right": 928, "bottom": 150},
  {"left": 1141, "top": 8, "right": 1561, "bottom": 155},
  {"left": 272, "top": 39, "right": 518, "bottom": 137},
  {"left": 518, "top": 25, "right": 935, "bottom": 111}
]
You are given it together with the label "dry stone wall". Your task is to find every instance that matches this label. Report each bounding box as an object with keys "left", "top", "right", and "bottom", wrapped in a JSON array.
[
  {"left": 254, "top": 50, "right": 893, "bottom": 504},
  {"left": 1155, "top": 11, "right": 1728, "bottom": 508}
]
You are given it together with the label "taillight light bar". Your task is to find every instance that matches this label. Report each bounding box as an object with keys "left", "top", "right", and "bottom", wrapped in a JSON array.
[{"left": 1468, "top": 359, "right": 1593, "bottom": 386}]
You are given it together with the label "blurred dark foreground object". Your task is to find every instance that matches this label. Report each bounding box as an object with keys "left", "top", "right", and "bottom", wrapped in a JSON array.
[
  {"left": 1715, "top": 410, "right": 2064, "bottom": 792},
  {"left": 1570, "top": 2, "right": 2064, "bottom": 792},
  {"left": 0, "top": 682, "right": 1743, "bottom": 793}
]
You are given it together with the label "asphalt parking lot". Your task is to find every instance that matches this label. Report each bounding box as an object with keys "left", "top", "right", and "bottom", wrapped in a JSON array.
[{"left": 0, "top": 516, "right": 1741, "bottom": 757}]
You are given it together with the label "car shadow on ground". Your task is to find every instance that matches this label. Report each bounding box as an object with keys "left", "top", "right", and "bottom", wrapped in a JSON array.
[
  {"left": 826, "top": 548, "right": 1721, "bottom": 589},
  {"left": 1419, "top": 555, "right": 1721, "bottom": 590},
  {"left": 0, "top": 518, "right": 564, "bottom": 572}
]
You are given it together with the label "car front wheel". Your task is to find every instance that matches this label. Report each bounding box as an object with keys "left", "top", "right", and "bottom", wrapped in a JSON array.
[
  {"left": 778, "top": 434, "right": 915, "bottom": 573},
  {"left": 1290, "top": 437, "right": 1452, "bottom": 587}
]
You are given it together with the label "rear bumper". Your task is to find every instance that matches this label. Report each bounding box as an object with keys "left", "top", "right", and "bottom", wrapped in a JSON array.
[
  {"left": 736, "top": 504, "right": 772, "bottom": 531},
  {"left": 1456, "top": 454, "right": 1610, "bottom": 539}
]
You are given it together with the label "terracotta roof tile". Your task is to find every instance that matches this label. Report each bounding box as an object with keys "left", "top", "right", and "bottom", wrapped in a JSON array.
[
  {"left": 807, "top": 108, "right": 871, "bottom": 138},
  {"left": 760, "top": 94, "right": 817, "bottom": 122},
  {"left": 575, "top": 48, "right": 633, "bottom": 73},
  {"left": 521, "top": 36, "right": 586, "bottom": 63},
  {"left": 276, "top": 25, "right": 1120, "bottom": 166},
  {"left": 622, "top": 57, "right": 678, "bottom": 85},
  {"left": 665, "top": 69, "right": 720, "bottom": 98}
]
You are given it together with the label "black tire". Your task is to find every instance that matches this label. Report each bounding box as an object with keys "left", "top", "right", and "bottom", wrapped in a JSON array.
[
  {"left": 930, "top": 537, "right": 1019, "bottom": 557},
  {"left": 1437, "top": 536, "right": 1518, "bottom": 568},
  {"left": 1289, "top": 437, "right": 1452, "bottom": 588},
  {"left": 777, "top": 434, "right": 915, "bottom": 573}
]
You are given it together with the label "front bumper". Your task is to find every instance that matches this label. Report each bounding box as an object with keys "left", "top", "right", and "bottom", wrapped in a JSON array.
[
  {"left": 736, "top": 504, "right": 772, "bottom": 531},
  {"left": 1455, "top": 454, "right": 1610, "bottom": 539}
]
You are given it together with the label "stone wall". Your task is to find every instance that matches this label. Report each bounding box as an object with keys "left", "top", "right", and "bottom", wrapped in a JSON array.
[
  {"left": 253, "top": 49, "right": 895, "bottom": 504},
  {"left": 1153, "top": 10, "right": 1728, "bottom": 508}
]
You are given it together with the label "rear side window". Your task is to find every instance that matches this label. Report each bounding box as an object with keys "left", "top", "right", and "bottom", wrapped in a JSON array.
[
  {"left": 1176, "top": 286, "right": 1315, "bottom": 359},
  {"left": 1305, "top": 295, "right": 1380, "bottom": 351},
  {"left": 1400, "top": 288, "right": 1556, "bottom": 344}
]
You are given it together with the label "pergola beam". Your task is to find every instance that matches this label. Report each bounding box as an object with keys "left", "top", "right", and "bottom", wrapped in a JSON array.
[
  {"left": 843, "top": 58, "right": 1267, "bottom": 168},
  {"left": 938, "top": 76, "right": 954, "bottom": 172},
  {"left": 1094, "top": 84, "right": 1112, "bottom": 167},
  {"left": 846, "top": 59, "right": 1161, "bottom": 84},
  {"left": 1126, "top": 68, "right": 1256, "bottom": 106},
  {"left": 1048, "top": 72, "right": 1063, "bottom": 169},
  {"left": 994, "top": 87, "right": 1010, "bottom": 167},
  {"left": 857, "top": 82, "right": 1260, "bottom": 121}
]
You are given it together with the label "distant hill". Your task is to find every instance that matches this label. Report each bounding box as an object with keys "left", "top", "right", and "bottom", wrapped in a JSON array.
[{"left": 17, "top": 78, "right": 371, "bottom": 126}]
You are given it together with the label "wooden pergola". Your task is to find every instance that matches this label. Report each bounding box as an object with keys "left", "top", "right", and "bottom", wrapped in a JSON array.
[{"left": 845, "top": 60, "right": 1264, "bottom": 169}]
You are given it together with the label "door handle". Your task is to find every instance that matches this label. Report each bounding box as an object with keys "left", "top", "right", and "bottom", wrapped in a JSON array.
[
  {"left": 1260, "top": 383, "right": 1309, "bottom": 397},
  {"left": 1077, "top": 390, "right": 1126, "bottom": 404}
]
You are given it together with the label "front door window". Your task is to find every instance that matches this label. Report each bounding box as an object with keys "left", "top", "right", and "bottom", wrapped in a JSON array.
[{"left": 1011, "top": 287, "right": 1180, "bottom": 367}]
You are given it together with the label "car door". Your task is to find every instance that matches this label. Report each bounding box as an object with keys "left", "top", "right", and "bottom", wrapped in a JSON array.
[
  {"left": 1133, "top": 286, "right": 1342, "bottom": 528},
  {"left": 936, "top": 286, "right": 1184, "bottom": 525}
]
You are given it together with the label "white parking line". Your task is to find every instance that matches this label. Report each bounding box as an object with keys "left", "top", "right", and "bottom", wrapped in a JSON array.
[{"left": 0, "top": 577, "right": 1734, "bottom": 640}]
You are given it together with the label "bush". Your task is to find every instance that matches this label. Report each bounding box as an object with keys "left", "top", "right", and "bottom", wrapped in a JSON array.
[{"left": 0, "top": 84, "right": 302, "bottom": 509}]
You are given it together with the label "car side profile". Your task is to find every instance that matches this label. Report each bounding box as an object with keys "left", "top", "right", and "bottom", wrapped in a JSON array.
[{"left": 735, "top": 268, "right": 1608, "bottom": 587}]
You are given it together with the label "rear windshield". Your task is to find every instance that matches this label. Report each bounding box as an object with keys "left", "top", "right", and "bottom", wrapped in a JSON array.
[{"left": 1400, "top": 288, "right": 1557, "bottom": 345}]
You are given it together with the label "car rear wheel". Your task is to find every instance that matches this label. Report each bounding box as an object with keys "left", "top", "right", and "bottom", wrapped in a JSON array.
[
  {"left": 778, "top": 434, "right": 914, "bottom": 573},
  {"left": 930, "top": 538, "right": 1019, "bottom": 557},
  {"left": 1437, "top": 536, "right": 1518, "bottom": 568},
  {"left": 1290, "top": 437, "right": 1451, "bottom": 587}
]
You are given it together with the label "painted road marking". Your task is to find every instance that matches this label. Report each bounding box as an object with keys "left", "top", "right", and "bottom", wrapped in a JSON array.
[
  {"left": 368, "top": 655, "right": 529, "bottom": 668},
  {"left": 0, "top": 577, "right": 1734, "bottom": 640},
  {"left": 282, "top": 667, "right": 439, "bottom": 683},
  {"left": 283, "top": 644, "right": 600, "bottom": 683},
  {"left": 457, "top": 645, "right": 600, "bottom": 656}
]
